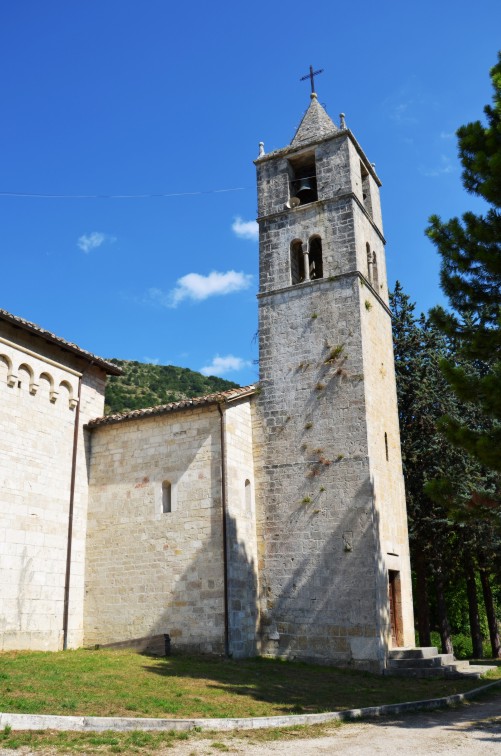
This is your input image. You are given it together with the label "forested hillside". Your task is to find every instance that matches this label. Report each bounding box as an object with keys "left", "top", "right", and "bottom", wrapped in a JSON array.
[{"left": 104, "top": 359, "right": 239, "bottom": 415}]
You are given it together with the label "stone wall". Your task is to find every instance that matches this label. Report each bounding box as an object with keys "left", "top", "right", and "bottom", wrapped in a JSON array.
[
  {"left": 255, "top": 275, "right": 381, "bottom": 666},
  {"left": 84, "top": 400, "right": 257, "bottom": 655},
  {"left": 254, "top": 127, "right": 413, "bottom": 668},
  {"left": 355, "top": 209, "right": 415, "bottom": 650},
  {"left": 0, "top": 321, "right": 106, "bottom": 650},
  {"left": 224, "top": 400, "right": 259, "bottom": 657}
]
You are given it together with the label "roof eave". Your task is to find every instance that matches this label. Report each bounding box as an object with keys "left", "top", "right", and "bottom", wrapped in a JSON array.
[
  {"left": 86, "top": 385, "right": 257, "bottom": 429},
  {"left": 0, "top": 309, "right": 123, "bottom": 375}
]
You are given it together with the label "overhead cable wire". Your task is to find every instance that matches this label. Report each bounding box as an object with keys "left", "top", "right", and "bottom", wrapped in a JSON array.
[{"left": 0, "top": 186, "right": 248, "bottom": 199}]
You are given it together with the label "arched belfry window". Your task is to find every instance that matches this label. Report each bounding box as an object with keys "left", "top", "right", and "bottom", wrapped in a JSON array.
[
  {"left": 366, "top": 242, "right": 372, "bottom": 283},
  {"left": 162, "top": 481, "right": 172, "bottom": 513},
  {"left": 308, "top": 236, "right": 323, "bottom": 280},
  {"left": 289, "top": 151, "right": 318, "bottom": 205},
  {"left": 372, "top": 251, "right": 379, "bottom": 289},
  {"left": 290, "top": 240, "right": 305, "bottom": 285}
]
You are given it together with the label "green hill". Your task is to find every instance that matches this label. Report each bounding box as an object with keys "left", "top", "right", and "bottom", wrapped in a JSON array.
[{"left": 104, "top": 359, "right": 240, "bottom": 415}]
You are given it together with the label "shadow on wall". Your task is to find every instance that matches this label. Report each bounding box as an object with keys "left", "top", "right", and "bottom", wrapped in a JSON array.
[
  {"left": 257, "top": 474, "right": 391, "bottom": 671},
  {"left": 146, "top": 511, "right": 258, "bottom": 659},
  {"left": 84, "top": 418, "right": 227, "bottom": 651}
]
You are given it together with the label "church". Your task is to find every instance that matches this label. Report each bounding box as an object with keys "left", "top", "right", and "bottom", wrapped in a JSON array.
[{"left": 0, "top": 88, "right": 415, "bottom": 671}]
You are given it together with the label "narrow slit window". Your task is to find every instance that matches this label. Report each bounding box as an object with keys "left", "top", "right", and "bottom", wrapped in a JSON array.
[
  {"left": 162, "top": 481, "right": 172, "bottom": 513},
  {"left": 384, "top": 433, "right": 389, "bottom": 461},
  {"left": 309, "top": 237, "right": 323, "bottom": 280},
  {"left": 360, "top": 162, "right": 373, "bottom": 218},
  {"left": 245, "top": 479, "right": 251, "bottom": 512},
  {"left": 366, "top": 242, "right": 372, "bottom": 283},
  {"left": 290, "top": 240, "right": 305, "bottom": 285}
]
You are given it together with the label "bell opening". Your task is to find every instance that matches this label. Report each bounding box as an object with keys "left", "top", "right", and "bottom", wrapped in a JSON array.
[{"left": 289, "top": 152, "right": 318, "bottom": 205}]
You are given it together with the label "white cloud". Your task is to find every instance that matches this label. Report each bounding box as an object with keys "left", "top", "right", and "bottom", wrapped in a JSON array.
[
  {"left": 143, "top": 356, "right": 160, "bottom": 365},
  {"left": 232, "top": 216, "right": 259, "bottom": 241},
  {"left": 440, "top": 130, "right": 455, "bottom": 140},
  {"left": 420, "top": 155, "right": 455, "bottom": 178},
  {"left": 77, "top": 231, "right": 116, "bottom": 253},
  {"left": 200, "top": 354, "right": 251, "bottom": 377},
  {"left": 383, "top": 77, "right": 436, "bottom": 127},
  {"left": 146, "top": 288, "right": 171, "bottom": 307},
  {"left": 390, "top": 101, "right": 418, "bottom": 125},
  {"left": 153, "top": 270, "right": 253, "bottom": 308}
]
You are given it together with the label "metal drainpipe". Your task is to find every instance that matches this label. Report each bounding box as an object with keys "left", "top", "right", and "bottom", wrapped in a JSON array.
[
  {"left": 62, "top": 375, "right": 82, "bottom": 650},
  {"left": 217, "top": 402, "right": 230, "bottom": 657}
]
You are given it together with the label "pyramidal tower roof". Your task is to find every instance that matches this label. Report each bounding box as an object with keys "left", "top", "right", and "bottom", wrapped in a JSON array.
[{"left": 290, "top": 93, "right": 338, "bottom": 148}]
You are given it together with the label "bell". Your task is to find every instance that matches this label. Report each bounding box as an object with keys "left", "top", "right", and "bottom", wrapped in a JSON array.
[{"left": 295, "top": 178, "right": 315, "bottom": 197}]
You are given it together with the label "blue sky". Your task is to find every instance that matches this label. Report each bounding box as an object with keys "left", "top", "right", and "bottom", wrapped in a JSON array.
[{"left": 1, "top": 1, "right": 499, "bottom": 386}]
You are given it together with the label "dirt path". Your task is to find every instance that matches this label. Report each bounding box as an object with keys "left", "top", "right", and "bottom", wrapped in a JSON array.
[
  {"left": 1, "top": 694, "right": 500, "bottom": 755},
  {"left": 162, "top": 695, "right": 501, "bottom": 755}
]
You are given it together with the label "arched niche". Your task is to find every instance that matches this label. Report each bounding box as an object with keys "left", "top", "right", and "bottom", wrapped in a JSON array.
[
  {"left": 39, "top": 371, "right": 58, "bottom": 403},
  {"left": 18, "top": 362, "right": 38, "bottom": 395},
  {"left": 59, "top": 380, "right": 78, "bottom": 409},
  {"left": 0, "top": 353, "right": 17, "bottom": 387}
]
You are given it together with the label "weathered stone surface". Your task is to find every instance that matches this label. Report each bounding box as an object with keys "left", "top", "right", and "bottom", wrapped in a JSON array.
[
  {"left": 290, "top": 95, "right": 338, "bottom": 149},
  {"left": 84, "top": 399, "right": 258, "bottom": 657},
  {"left": 0, "top": 320, "right": 107, "bottom": 650},
  {"left": 253, "top": 107, "right": 414, "bottom": 669}
]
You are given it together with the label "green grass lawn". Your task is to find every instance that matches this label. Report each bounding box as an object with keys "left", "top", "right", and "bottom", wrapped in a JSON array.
[{"left": 1, "top": 649, "right": 500, "bottom": 720}]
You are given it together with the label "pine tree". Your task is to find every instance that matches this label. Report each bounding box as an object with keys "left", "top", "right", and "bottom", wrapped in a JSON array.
[
  {"left": 426, "top": 54, "right": 501, "bottom": 494},
  {"left": 391, "top": 283, "right": 456, "bottom": 652},
  {"left": 391, "top": 283, "right": 501, "bottom": 657}
]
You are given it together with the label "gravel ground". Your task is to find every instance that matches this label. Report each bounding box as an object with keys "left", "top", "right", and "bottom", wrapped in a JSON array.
[{"left": 1, "top": 694, "right": 499, "bottom": 755}]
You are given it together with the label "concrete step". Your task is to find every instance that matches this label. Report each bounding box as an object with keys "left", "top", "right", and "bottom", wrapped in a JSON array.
[
  {"left": 388, "top": 647, "right": 439, "bottom": 660},
  {"left": 387, "top": 653, "right": 455, "bottom": 669},
  {"left": 444, "top": 663, "right": 497, "bottom": 679},
  {"left": 385, "top": 648, "right": 497, "bottom": 679},
  {"left": 385, "top": 666, "right": 450, "bottom": 678}
]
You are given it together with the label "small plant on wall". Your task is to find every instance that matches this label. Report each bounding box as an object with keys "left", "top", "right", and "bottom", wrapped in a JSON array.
[{"left": 324, "top": 344, "right": 345, "bottom": 364}]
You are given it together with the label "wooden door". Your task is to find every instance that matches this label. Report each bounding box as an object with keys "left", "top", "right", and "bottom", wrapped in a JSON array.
[{"left": 388, "top": 570, "right": 401, "bottom": 647}]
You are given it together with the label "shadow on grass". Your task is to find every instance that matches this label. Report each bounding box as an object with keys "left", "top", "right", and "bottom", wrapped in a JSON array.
[
  {"left": 471, "top": 659, "right": 501, "bottom": 667},
  {"left": 139, "top": 653, "right": 492, "bottom": 715}
]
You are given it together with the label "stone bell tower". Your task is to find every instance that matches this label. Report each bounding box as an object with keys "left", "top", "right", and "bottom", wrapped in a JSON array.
[{"left": 253, "top": 89, "right": 414, "bottom": 670}]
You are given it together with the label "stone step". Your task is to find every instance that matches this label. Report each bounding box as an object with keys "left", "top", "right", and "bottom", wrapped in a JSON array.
[
  {"left": 387, "top": 653, "right": 455, "bottom": 669},
  {"left": 386, "top": 647, "right": 498, "bottom": 679},
  {"left": 385, "top": 653, "right": 497, "bottom": 679},
  {"left": 385, "top": 666, "right": 450, "bottom": 678},
  {"left": 388, "top": 646, "right": 439, "bottom": 660},
  {"left": 445, "top": 663, "right": 497, "bottom": 678}
]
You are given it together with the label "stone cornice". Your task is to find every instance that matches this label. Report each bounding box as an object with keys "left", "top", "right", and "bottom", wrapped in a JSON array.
[
  {"left": 257, "top": 192, "right": 386, "bottom": 246},
  {"left": 255, "top": 128, "right": 381, "bottom": 187},
  {"left": 257, "top": 270, "right": 392, "bottom": 318}
]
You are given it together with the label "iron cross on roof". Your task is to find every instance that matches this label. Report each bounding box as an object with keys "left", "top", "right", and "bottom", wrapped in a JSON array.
[{"left": 300, "top": 65, "right": 324, "bottom": 94}]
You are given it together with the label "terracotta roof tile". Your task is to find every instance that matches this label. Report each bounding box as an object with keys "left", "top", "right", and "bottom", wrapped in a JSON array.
[
  {"left": 0, "top": 308, "right": 122, "bottom": 375},
  {"left": 87, "top": 384, "right": 256, "bottom": 428}
]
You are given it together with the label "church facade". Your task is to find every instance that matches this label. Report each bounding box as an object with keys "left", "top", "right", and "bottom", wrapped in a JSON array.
[{"left": 0, "top": 94, "right": 414, "bottom": 670}]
